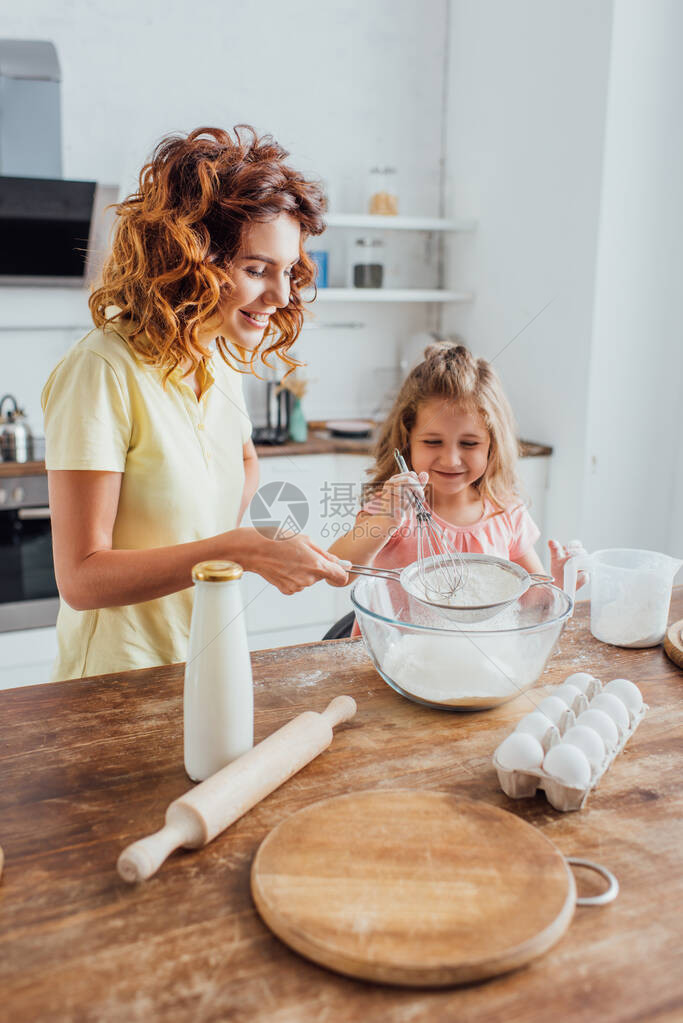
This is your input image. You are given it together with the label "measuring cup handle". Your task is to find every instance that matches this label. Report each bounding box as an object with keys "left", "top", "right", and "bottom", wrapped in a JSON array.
[
  {"left": 566, "top": 857, "right": 619, "bottom": 906},
  {"left": 563, "top": 553, "right": 589, "bottom": 608}
]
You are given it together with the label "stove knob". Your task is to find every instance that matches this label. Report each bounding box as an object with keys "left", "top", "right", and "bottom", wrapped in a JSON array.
[{"left": 12, "top": 485, "right": 25, "bottom": 503}]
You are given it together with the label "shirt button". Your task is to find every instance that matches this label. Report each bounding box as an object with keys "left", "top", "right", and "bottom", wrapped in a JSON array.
[{"left": 197, "top": 422, "right": 205, "bottom": 431}]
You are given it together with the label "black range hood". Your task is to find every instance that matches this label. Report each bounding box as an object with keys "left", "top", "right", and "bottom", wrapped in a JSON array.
[
  {"left": 0, "top": 175, "right": 115, "bottom": 285},
  {"left": 0, "top": 39, "right": 116, "bottom": 286}
]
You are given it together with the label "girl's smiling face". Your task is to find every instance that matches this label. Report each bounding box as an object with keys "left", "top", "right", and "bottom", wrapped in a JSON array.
[
  {"left": 215, "top": 213, "right": 301, "bottom": 351},
  {"left": 409, "top": 398, "right": 491, "bottom": 497}
]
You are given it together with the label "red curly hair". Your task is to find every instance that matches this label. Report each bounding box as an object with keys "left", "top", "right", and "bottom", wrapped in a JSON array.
[{"left": 89, "top": 125, "right": 326, "bottom": 381}]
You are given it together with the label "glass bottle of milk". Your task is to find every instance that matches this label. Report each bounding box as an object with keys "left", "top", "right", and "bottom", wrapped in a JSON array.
[{"left": 184, "top": 560, "right": 253, "bottom": 781}]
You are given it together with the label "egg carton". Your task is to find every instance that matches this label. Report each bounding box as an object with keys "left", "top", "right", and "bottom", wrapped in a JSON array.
[{"left": 493, "top": 673, "right": 648, "bottom": 812}]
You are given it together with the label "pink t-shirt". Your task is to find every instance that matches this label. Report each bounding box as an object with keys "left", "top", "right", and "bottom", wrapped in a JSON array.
[{"left": 350, "top": 499, "right": 540, "bottom": 636}]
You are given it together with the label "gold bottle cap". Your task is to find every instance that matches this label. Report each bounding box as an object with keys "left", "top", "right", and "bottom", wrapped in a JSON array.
[{"left": 192, "top": 560, "right": 243, "bottom": 582}]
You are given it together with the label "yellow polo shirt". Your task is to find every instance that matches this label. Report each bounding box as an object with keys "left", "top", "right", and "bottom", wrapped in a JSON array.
[{"left": 41, "top": 321, "right": 252, "bottom": 681}]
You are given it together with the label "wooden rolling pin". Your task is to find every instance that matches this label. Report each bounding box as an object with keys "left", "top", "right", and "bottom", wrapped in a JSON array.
[{"left": 117, "top": 695, "right": 356, "bottom": 883}]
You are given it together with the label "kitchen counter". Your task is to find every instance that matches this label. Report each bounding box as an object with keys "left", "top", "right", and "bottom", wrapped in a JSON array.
[
  {"left": 3, "top": 595, "right": 680, "bottom": 1022},
  {"left": 0, "top": 437, "right": 552, "bottom": 477}
]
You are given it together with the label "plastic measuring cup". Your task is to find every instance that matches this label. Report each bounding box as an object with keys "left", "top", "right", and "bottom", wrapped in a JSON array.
[{"left": 564, "top": 548, "right": 682, "bottom": 648}]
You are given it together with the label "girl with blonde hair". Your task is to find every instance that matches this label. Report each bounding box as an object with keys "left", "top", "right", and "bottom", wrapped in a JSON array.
[{"left": 330, "top": 342, "right": 584, "bottom": 628}]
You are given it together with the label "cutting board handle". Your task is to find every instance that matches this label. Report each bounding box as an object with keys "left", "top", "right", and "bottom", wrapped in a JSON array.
[{"left": 566, "top": 857, "right": 619, "bottom": 906}]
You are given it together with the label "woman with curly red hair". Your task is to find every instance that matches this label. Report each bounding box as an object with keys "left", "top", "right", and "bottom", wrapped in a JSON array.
[{"left": 41, "top": 126, "right": 349, "bottom": 681}]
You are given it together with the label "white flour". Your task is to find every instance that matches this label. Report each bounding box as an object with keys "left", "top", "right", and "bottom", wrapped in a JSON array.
[
  {"left": 590, "top": 562, "right": 674, "bottom": 647},
  {"left": 417, "top": 563, "right": 521, "bottom": 608},
  {"left": 382, "top": 633, "right": 521, "bottom": 705},
  {"left": 592, "top": 588, "right": 669, "bottom": 647}
]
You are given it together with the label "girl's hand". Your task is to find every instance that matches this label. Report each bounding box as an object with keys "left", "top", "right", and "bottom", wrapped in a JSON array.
[
  {"left": 364, "top": 471, "right": 429, "bottom": 526},
  {"left": 549, "top": 539, "right": 588, "bottom": 591},
  {"left": 242, "top": 530, "right": 351, "bottom": 594}
]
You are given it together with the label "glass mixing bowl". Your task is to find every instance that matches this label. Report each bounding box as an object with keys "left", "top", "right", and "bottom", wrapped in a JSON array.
[{"left": 351, "top": 575, "right": 573, "bottom": 711}]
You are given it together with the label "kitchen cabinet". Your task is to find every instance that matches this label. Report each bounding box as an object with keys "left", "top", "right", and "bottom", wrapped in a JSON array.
[
  {"left": 243, "top": 453, "right": 372, "bottom": 649},
  {"left": 0, "top": 626, "right": 57, "bottom": 689}
]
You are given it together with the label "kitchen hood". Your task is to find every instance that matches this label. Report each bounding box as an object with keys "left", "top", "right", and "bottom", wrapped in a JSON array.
[{"left": 0, "top": 39, "right": 116, "bottom": 286}]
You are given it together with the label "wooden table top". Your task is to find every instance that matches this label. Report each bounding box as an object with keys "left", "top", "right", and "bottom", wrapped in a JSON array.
[{"left": 1, "top": 595, "right": 681, "bottom": 1022}]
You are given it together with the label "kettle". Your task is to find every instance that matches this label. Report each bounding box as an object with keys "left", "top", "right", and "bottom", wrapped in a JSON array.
[{"left": 0, "top": 394, "right": 34, "bottom": 463}]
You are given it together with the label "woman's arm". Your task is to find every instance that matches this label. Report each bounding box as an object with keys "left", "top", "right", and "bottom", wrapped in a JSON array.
[
  {"left": 238, "top": 439, "right": 259, "bottom": 524},
  {"left": 49, "top": 469, "right": 349, "bottom": 611}
]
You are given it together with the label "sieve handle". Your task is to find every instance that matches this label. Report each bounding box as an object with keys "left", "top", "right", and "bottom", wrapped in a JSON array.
[{"left": 349, "top": 565, "right": 402, "bottom": 581}]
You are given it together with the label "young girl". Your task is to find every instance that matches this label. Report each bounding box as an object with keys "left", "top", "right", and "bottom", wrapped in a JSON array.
[{"left": 330, "top": 342, "right": 584, "bottom": 628}]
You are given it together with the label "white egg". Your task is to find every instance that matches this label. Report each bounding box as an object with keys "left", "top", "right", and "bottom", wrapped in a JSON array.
[
  {"left": 554, "top": 682, "right": 582, "bottom": 711},
  {"left": 564, "top": 672, "right": 601, "bottom": 697},
  {"left": 561, "top": 725, "right": 606, "bottom": 772},
  {"left": 537, "top": 696, "right": 571, "bottom": 727},
  {"left": 515, "top": 711, "right": 558, "bottom": 747},
  {"left": 604, "top": 678, "right": 643, "bottom": 716},
  {"left": 576, "top": 709, "right": 619, "bottom": 752},
  {"left": 495, "top": 733, "right": 545, "bottom": 771},
  {"left": 543, "top": 743, "right": 592, "bottom": 789},
  {"left": 590, "top": 692, "right": 630, "bottom": 733}
]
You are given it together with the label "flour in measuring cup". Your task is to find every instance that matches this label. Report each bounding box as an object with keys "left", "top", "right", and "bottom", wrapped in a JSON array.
[{"left": 592, "top": 577, "right": 670, "bottom": 647}]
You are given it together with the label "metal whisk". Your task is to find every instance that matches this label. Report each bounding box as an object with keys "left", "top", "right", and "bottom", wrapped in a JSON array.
[{"left": 393, "top": 449, "right": 468, "bottom": 601}]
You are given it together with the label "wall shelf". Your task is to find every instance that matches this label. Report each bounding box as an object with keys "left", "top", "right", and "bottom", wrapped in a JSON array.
[
  {"left": 323, "top": 214, "right": 476, "bottom": 232},
  {"left": 313, "top": 288, "right": 473, "bottom": 303}
]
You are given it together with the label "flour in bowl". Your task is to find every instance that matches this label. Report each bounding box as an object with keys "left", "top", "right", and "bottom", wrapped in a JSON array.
[{"left": 382, "top": 633, "right": 521, "bottom": 706}]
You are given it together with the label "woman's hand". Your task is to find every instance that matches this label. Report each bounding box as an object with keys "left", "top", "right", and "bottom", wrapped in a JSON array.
[
  {"left": 364, "top": 471, "right": 429, "bottom": 527},
  {"left": 549, "top": 539, "right": 588, "bottom": 591},
  {"left": 240, "top": 529, "right": 351, "bottom": 594}
]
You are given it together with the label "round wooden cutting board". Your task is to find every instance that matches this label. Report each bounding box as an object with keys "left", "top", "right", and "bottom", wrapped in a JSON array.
[
  {"left": 663, "top": 619, "right": 683, "bottom": 670},
  {"left": 251, "top": 790, "right": 576, "bottom": 987}
]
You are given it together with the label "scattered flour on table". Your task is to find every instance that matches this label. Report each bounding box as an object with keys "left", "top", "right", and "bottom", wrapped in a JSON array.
[
  {"left": 382, "top": 633, "right": 519, "bottom": 704},
  {"left": 295, "top": 670, "right": 327, "bottom": 687}
]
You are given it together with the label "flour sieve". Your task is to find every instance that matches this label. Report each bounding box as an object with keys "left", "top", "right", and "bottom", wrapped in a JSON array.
[{"left": 350, "top": 553, "right": 553, "bottom": 624}]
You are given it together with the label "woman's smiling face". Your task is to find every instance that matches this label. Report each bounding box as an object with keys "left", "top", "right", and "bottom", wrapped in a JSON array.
[{"left": 217, "top": 213, "right": 301, "bottom": 351}]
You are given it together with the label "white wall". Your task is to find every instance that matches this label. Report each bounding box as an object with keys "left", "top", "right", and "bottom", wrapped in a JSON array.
[
  {"left": 582, "top": 0, "right": 683, "bottom": 556},
  {"left": 442, "top": 0, "right": 614, "bottom": 548},
  {"left": 1, "top": 0, "right": 448, "bottom": 427}
]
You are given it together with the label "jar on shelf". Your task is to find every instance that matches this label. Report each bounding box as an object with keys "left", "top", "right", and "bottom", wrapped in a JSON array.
[
  {"left": 352, "top": 237, "right": 385, "bottom": 288},
  {"left": 368, "top": 166, "right": 399, "bottom": 216}
]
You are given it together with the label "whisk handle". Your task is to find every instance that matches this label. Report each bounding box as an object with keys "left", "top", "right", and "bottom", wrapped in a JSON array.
[
  {"left": 394, "top": 449, "right": 410, "bottom": 474},
  {"left": 393, "top": 449, "right": 430, "bottom": 517}
]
